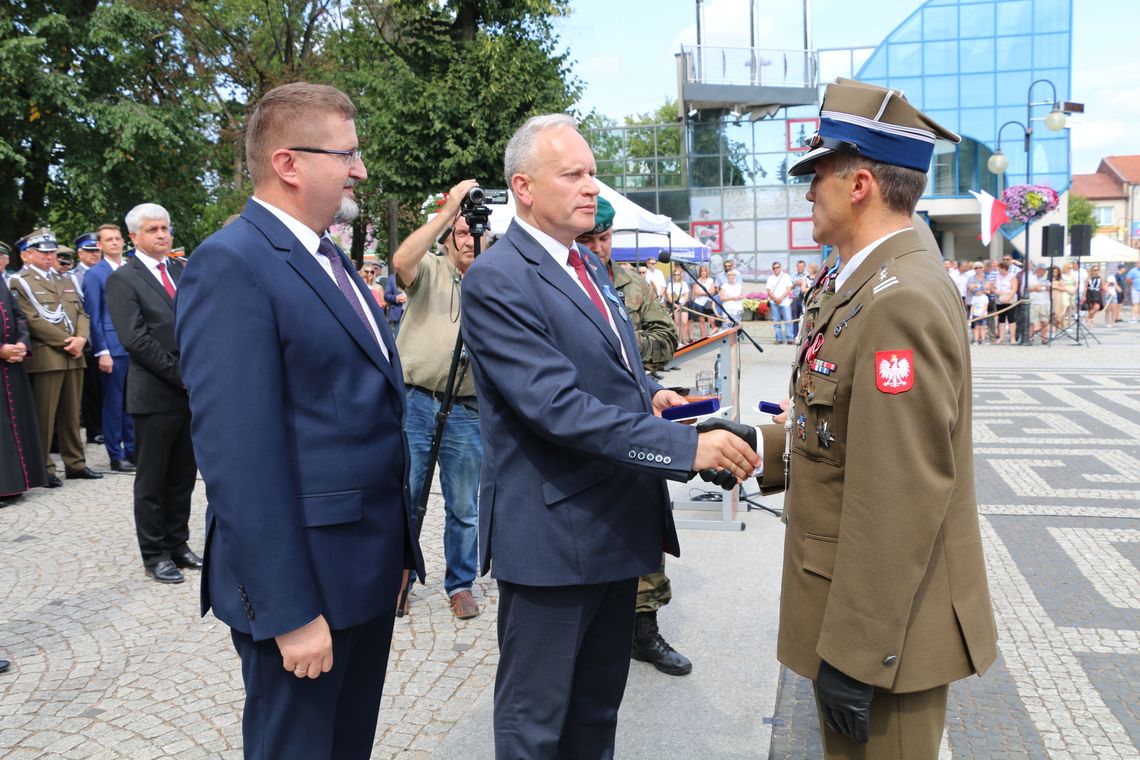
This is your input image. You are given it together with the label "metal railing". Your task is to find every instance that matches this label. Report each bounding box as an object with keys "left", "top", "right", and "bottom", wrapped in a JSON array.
[{"left": 680, "top": 44, "right": 816, "bottom": 89}]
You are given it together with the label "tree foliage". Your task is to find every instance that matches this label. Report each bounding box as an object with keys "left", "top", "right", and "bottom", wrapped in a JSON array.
[
  {"left": 0, "top": 0, "right": 580, "bottom": 257},
  {"left": 1067, "top": 193, "right": 1096, "bottom": 230}
]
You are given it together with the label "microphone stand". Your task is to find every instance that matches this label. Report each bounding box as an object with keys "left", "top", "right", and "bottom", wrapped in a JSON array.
[
  {"left": 660, "top": 252, "right": 764, "bottom": 356},
  {"left": 397, "top": 199, "right": 492, "bottom": 617}
]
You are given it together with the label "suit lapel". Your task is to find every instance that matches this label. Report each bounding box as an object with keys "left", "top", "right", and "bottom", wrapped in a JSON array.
[
  {"left": 508, "top": 223, "right": 629, "bottom": 374},
  {"left": 131, "top": 256, "right": 175, "bottom": 308},
  {"left": 284, "top": 238, "right": 399, "bottom": 384}
]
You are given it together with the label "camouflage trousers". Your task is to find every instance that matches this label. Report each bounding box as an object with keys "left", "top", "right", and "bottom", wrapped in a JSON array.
[{"left": 635, "top": 556, "right": 672, "bottom": 613}]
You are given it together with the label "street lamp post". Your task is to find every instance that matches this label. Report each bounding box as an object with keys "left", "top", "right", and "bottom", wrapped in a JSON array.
[{"left": 986, "top": 79, "right": 1072, "bottom": 345}]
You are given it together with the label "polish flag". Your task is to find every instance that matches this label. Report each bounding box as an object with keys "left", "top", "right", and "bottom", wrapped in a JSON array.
[{"left": 969, "top": 189, "right": 1011, "bottom": 246}]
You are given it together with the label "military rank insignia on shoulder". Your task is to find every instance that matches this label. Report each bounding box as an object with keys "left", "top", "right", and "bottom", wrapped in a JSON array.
[{"left": 875, "top": 349, "right": 914, "bottom": 394}]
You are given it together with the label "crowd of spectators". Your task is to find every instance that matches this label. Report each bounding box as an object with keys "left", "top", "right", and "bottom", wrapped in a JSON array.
[{"left": 944, "top": 255, "right": 1138, "bottom": 344}]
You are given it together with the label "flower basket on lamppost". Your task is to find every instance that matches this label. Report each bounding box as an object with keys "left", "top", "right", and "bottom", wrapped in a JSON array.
[{"left": 1001, "top": 184, "right": 1060, "bottom": 225}]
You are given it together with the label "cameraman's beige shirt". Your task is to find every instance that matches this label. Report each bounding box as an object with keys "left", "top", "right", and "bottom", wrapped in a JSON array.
[{"left": 396, "top": 252, "right": 476, "bottom": 397}]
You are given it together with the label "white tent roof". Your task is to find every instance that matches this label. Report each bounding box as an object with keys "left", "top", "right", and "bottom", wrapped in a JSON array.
[
  {"left": 1060, "top": 234, "right": 1137, "bottom": 263},
  {"left": 485, "top": 179, "right": 710, "bottom": 262}
]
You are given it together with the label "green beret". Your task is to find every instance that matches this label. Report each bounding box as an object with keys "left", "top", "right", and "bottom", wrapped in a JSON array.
[{"left": 590, "top": 196, "right": 615, "bottom": 235}]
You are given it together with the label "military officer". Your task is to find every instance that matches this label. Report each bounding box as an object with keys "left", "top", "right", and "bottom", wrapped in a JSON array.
[
  {"left": 755, "top": 80, "right": 997, "bottom": 757},
  {"left": 10, "top": 229, "right": 102, "bottom": 487},
  {"left": 577, "top": 198, "right": 677, "bottom": 373},
  {"left": 576, "top": 197, "right": 691, "bottom": 676}
]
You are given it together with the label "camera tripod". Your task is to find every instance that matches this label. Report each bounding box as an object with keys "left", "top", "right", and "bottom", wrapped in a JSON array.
[{"left": 397, "top": 191, "right": 492, "bottom": 616}]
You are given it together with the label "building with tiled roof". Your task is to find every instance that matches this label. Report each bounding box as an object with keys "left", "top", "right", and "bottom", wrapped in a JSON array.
[{"left": 1071, "top": 156, "right": 1140, "bottom": 247}]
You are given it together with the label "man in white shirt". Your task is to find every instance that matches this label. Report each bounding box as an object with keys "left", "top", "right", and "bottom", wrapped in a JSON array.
[
  {"left": 766, "top": 261, "right": 795, "bottom": 344},
  {"left": 643, "top": 255, "right": 666, "bottom": 300}
]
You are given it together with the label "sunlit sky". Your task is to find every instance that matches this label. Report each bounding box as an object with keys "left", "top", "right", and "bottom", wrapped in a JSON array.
[{"left": 553, "top": 0, "right": 1140, "bottom": 175}]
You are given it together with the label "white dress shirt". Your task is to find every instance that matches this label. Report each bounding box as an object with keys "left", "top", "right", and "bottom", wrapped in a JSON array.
[{"left": 834, "top": 228, "right": 909, "bottom": 290}]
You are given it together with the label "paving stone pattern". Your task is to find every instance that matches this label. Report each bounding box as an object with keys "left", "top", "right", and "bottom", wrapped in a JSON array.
[
  {"left": 0, "top": 450, "right": 499, "bottom": 759},
  {"left": 770, "top": 362, "right": 1140, "bottom": 759}
]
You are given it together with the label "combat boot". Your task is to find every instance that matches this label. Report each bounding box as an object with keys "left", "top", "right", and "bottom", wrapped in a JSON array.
[{"left": 631, "top": 611, "right": 692, "bottom": 676}]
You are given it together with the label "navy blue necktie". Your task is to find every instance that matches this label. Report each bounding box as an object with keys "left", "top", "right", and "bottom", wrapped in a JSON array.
[{"left": 316, "top": 237, "right": 385, "bottom": 357}]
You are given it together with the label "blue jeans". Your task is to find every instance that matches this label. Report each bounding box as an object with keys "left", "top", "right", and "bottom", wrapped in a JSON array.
[
  {"left": 771, "top": 300, "right": 793, "bottom": 342},
  {"left": 406, "top": 387, "right": 481, "bottom": 596}
]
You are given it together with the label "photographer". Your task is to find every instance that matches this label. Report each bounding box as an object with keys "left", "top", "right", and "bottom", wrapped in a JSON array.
[{"left": 391, "top": 178, "right": 483, "bottom": 619}]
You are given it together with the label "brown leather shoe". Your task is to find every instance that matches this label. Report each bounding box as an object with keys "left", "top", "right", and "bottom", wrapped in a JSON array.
[{"left": 449, "top": 590, "right": 479, "bottom": 620}]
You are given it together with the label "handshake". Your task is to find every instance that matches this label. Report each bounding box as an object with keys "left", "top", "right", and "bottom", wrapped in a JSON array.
[{"left": 691, "top": 418, "right": 761, "bottom": 490}]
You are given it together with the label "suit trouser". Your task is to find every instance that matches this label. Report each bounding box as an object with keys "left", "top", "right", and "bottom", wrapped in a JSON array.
[
  {"left": 494, "top": 578, "right": 638, "bottom": 760},
  {"left": 814, "top": 683, "right": 948, "bottom": 760},
  {"left": 81, "top": 354, "right": 103, "bottom": 439},
  {"left": 29, "top": 368, "right": 85, "bottom": 476},
  {"left": 100, "top": 355, "right": 134, "bottom": 462},
  {"left": 132, "top": 408, "right": 196, "bottom": 566},
  {"left": 230, "top": 609, "right": 396, "bottom": 760}
]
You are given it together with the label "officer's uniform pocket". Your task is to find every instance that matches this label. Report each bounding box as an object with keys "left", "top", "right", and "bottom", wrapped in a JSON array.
[{"left": 792, "top": 372, "right": 842, "bottom": 466}]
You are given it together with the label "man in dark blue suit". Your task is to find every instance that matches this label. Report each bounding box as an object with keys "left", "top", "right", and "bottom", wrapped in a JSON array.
[
  {"left": 80, "top": 225, "right": 135, "bottom": 472},
  {"left": 461, "top": 114, "right": 760, "bottom": 758},
  {"left": 176, "top": 82, "right": 424, "bottom": 760}
]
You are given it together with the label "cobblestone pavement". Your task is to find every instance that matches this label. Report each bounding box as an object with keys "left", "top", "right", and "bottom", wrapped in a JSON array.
[
  {"left": 0, "top": 442, "right": 499, "bottom": 759},
  {"left": 3, "top": 321, "right": 1138, "bottom": 759},
  {"left": 769, "top": 323, "right": 1140, "bottom": 759}
]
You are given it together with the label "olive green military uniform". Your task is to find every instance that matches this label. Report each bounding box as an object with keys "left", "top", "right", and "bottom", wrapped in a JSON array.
[
  {"left": 603, "top": 262, "right": 676, "bottom": 612},
  {"left": 10, "top": 266, "right": 90, "bottom": 477},
  {"left": 758, "top": 229, "right": 998, "bottom": 755},
  {"left": 611, "top": 263, "right": 677, "bottom": 373},
  {"left": 605, "top": 262, "right": 680, "bottom": 612}
]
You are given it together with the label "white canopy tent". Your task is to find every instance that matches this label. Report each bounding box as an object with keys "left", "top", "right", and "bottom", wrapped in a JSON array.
[
  {"left": 1062, "top": 234, "right": 1137, "bottom": 264},
  {"left": 485, "top": 179, "right": 710, "bottom": 263}
]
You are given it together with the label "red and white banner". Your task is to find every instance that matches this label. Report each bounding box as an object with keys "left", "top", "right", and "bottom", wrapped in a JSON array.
[{"left": 969, "top": 189, "right": 1011, "bottom": 246}]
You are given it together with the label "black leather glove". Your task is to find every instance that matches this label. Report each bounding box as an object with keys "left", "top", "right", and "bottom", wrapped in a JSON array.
[
  {"left": 694, "top": 419, "right": 758, "bottom": 491},
  {"left": 815, "top": 660, "right": 874, "bottom": 744}
]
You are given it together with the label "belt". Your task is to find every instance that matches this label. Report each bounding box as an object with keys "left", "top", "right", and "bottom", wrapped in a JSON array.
[{"left": 408, "top": 384, "right": 477, "bottom": 405}]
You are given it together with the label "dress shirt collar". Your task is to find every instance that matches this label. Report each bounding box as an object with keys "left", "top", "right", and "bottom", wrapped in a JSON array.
[
  {"left": 514, "top": 216, "right": 579, "bottom": 265},
  {"left": 28, "top": 264, "right": 52, "bottom": 279},
  {"left": 252, "top": 196, "right": 322, "bottom": 254},
  {"left": 135, "top": 249, "right": 169, "bottom": 274},
  {"left": 835, "top": 227, "right": 909, "bottom": 290}
]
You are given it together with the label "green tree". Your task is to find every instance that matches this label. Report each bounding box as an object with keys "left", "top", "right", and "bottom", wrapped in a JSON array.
[
  {"left": 339, "top": 0, "right": 580, "bottom": 260},
  {"left": 0, "top": 1, "right": 216, "bottom": 247},
  {"left": 1068, "top": 193, "right": 1096, "bottom": 230}
]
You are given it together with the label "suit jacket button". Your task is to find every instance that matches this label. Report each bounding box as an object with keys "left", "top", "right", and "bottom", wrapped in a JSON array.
[
  {"left": 663, "top": 456, "right": 672, "bottom": 465},
  {"left": 655, "top": 454, "right": 664, "bottom": 463},
  {"left": 628, "top": 451, "right": 636, "bottom": 459},
  {"left": 637, "top": 452, "right": 646, "bottom": 460},
  {"left": 883, "top": 654, "right": 897, "bottom": 666}
]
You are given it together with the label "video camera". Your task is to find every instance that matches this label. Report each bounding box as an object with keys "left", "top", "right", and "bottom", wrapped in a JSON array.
[
  {"left": 461, "top": 187, "right": 509, "bottom": 208},
  {"left": 459, "top": 187, "right": 508, "bottom": 238}
]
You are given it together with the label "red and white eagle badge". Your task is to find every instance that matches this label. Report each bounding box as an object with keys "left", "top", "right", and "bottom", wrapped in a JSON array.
[{"left": 875, "top": 350, "right": 914, "bottom": 394}]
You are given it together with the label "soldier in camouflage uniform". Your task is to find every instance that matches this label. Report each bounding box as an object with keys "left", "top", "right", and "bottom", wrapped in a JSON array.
[{"left": 576, "top": 197, "right": 692, "bottom": 676}]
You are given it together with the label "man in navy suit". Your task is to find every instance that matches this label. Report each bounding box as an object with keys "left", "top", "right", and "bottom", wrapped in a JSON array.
[
  {"left": 81, "top": 225, "right": 135, "bottom": 472},
  {"left": 176, "top": 82, "right": 424, "bottom": 760},
  {"left": 460, "top": 114, "right": 759, "bottom": 758}
]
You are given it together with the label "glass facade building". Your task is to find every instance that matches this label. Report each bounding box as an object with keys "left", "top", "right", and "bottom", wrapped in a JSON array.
[{"left": 583, "top": 0, "right": 1073, "bottom": 279}]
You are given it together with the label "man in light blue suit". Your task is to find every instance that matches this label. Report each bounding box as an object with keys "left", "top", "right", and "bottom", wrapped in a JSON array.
[
  {"left": 80, "top": 226, "right": 135, "bottom": 471},
  {"left": 461, "top": 114, "right": 759, "bottom": 759},
  {"left": 176, "top": 82, "right": 424, "bottom": 760}
]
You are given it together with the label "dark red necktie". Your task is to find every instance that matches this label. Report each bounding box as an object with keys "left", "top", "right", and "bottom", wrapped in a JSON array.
[
  {"left": 567, "top": 247, "right": 608, "bottom": 320},
  {"left": 157, "top": 261, "right": 176, "bottom": 299}
]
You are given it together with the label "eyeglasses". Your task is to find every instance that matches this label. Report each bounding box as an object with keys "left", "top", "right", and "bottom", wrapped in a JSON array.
[{"left": 288, "top": 146, "right": 363, "bottom": 165}]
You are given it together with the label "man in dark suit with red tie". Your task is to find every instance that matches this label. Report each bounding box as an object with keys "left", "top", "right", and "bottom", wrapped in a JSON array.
[
  {"left": 460, "top": 114, "right": 759, "bottom": 758},
  {"left": 106, "top": 204, "right": 200, "bottom": 585},
  {"left": 176, "top": 82, "right": 423, "bottom": 760}
]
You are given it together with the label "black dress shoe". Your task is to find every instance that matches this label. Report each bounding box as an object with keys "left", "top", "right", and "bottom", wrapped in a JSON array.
[
  {"left": 0, "top": 659, "right": 10, "bottom": 674},
  {"left": 86, "top": 434, "right": 105, "bottom": 445},
  {"left": 109, "top": 459, "right": 136, "bottom": 473},
  {"left": 65, "top": 467, "right": 104, "bottom": 480},
  {"left": 172, "top": 549, "right": 204, "bottom": 569},
  {"left": 45, "top": 475, "right": 63, "bottom": 488},
  {"left": 145, "top": 560, "right": 185, "bottom": 584}
]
